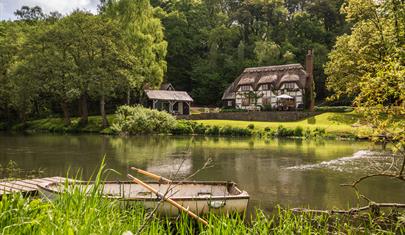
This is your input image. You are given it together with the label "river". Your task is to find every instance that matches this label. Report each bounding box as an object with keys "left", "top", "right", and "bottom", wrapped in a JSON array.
[{"left": 1, "top": 133, "right": 404, "bottom": 212}]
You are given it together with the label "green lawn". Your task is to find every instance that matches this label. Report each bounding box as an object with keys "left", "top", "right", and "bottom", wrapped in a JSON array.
[{"left": 196, "top": 112, "right": 371, "bottom": 137}]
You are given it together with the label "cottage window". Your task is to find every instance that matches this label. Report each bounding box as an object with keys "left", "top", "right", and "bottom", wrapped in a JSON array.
[
  {"left": 227, "top": 100, "right": 233, "bottom": 106},
  {"left": 262, "top": 97, "right": 271, "bottom": 105},
  {"left": 241, "top": 98, "right": 250, "bottom": 106},
  {"left": 262, "top": 84, "right": 269, "bottom": 90},
  {"left": 284, "top": 83, "right": 295, "bottom": 89},
  {"left": 240, "top": 85, "right": 251, "bottom": 91}
]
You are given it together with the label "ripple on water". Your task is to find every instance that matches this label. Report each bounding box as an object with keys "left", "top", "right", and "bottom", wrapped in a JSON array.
[{"left": 285, "top": 150, "right": 397, "bottom": 174}]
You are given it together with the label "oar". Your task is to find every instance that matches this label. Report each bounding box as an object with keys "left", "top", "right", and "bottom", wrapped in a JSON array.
[
  {"left": 127, "top": 174, "right": 209, "bottom": 226},
  {"left": 130, "top": 167, "right": 172, "bottom": 183}
]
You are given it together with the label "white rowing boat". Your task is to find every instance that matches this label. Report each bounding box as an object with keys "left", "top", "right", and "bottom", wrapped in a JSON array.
[{"left": 37, "top": 180, "right": 250, "bottom": 216}]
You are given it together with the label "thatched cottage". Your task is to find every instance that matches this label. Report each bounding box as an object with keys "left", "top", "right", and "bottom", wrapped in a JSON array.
[
  {"left": 145, "top": 83, "right": 193, "bottom": 115},
  {"left": 222, "top": 50, "right": 314, "bottom": 111}
]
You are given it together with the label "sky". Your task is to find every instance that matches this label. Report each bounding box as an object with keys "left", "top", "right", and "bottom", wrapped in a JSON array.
[{"left": 0, "top": 0, "right": 99, "bottom": 20}]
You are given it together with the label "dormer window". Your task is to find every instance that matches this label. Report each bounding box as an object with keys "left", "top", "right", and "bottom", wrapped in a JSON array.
[
  {"left": 284, "top": 83, "right": 295, "bottom": 89},
  {"left": 262, "top": 84, "right": 270, "bottom": 90},
  {"left": 240, "top": 85, "right": 251, "bottom": 91}
]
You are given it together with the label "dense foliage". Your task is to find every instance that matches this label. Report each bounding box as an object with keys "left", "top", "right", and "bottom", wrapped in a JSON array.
[
  {"left": 153, "top": 0, "right": 348, "bottom": 105},
  {"left": 111, "top": 105, "right": 176, "bottom": 134},
  {"left": 0, "top": 0, "right": 350, "bottom": 124},
  {"left": 0, "top": 2, "right": 165, "bottom": 125},
  {"left": 325, "top": 0, "right": 404, "bottom": 150}
]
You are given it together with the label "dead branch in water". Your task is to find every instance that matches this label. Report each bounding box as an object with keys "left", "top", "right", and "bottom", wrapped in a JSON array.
[{"left": 292, "top": 202, "right": 405, "bottom": 215}]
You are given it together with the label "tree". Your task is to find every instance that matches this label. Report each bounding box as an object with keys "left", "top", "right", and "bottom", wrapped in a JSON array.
[
  {"left": 53, "top": 11, "right": 134, "bottom": 126},
  {"left": 14, "top": 6, "right": 45, "bottom": 22},
  {"left": 325, "top": 0, "right": 403, "bottom": 101},
  {"left": 101, "top": 0, "right": 167, "bottom": 104},
  {"left": 0, "top": 22, "right": 21, "bottom": 121},
  {"left": 325, "top": 0, "right": 405, "bottom": 209}
]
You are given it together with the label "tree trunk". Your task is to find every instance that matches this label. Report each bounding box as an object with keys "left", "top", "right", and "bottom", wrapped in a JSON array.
[
  {"left": 100, "top": 95, "right": 109, "bottom": 128},
  {"left": 79, "top": 93, "right": 88, "bottom": 125},
  {"left": 61, "top": 101, "right": 71, "bottom": 126},
  {"left": 126, "top": 88, "right": 131, "bottom": 105}
]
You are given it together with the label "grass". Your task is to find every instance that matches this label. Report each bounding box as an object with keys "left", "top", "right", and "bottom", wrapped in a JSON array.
[
  {"left": 196, "top": 112, "right": 372, "bottom": 137},
  {"left": 1, "top": 160, "right": 403, "bottom": 234},
  {"left": 1, "top": 187, "right": 403, "bottom": 234}
]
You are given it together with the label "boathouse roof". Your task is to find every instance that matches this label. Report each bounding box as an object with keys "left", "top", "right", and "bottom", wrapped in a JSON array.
[{"left": 145, "top": 90, "right": 193, "bottom": 102}]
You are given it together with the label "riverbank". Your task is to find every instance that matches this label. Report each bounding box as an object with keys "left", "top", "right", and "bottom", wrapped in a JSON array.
[
  {"left": 0, "top": 112, "right": 373, "bottom": 139},
  {"left": 1, "top": 185, "right": 403, "bottom": 234}
]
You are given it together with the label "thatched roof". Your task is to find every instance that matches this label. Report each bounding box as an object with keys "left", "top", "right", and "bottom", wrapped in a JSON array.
[
  {"left": 145, "top": 90, "right": 193, "bottom": 102},
  {"left": 222, "top": 63, "right": 308, "bottom": 100}
]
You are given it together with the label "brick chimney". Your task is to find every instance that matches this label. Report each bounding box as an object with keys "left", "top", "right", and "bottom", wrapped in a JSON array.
[{"left": 305, "top": 49, "right": 315, "bottom": 111}]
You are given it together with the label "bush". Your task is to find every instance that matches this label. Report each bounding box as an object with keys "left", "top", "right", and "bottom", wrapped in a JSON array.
[
  {"left": 276, "top": 125, "right": 295, "bottom": 137},
  {"left": 220, "top": 125, "right": 252, "bottom": 136},
  {"left": 313, "top": 127, "right": 326, "bottom": 137},
  {"left": 171, "top": 120, "right": 207, "bottom": 135},
  {"left": 262, "top": 105, "right": 273, "bottom": 111},
  {"left": 193, "top": 122, "right": 207, "bottom": 134},
  {"left": 111, "top": 105, "right": 176, "bottom": 135},
  {"left": 247, "top": 124, "right": 255, "bottom": 129},
  {"left": 220, "top": 108, "right": 248, "bottom": 113},
  {"left": 206, "top": 125, "right": 220, "bottom": 135},
  {"left": 304, "top": 128, "right": 312, "bottom": 138},
  {"left": 314, "top": 106, "right": 354, "bottom": 113},
  {"left": 171, "top": 120, "right": 193, "bottom": 135},
  {"left": 294, "top": 126, "right": 304, "bottom": 137}
]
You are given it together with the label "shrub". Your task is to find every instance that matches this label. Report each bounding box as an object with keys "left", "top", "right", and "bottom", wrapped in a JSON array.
[
  {"left": 111, "top": 105, "right": 176, "bottom": 135},
  {"left": 220, "top": 126, "right": 252, "bottom": 136},
  {"left": 193, "top": 122, "right": 207, "bottom": 134},
  {"left": 294, "top": 126, "right": 304, "bottom": 137},
  {"left": 313, "top": 127, "right": 326, "bottom": 137},
  {"left": 276, "top": 125, "right": 295, "bottom": 137},
  {"left": 220, "top": 108, "right": 248, "bottom": 113},
  {"left": 304, "top": 128, "right": 312, "bottom": 138},
  {"left": 262, "top": 105, "right": 273, "bottom": 111},
  {"left": 206, "top": 125, "right": 220, "bottom": 135},
  {"left": 247, "top": 124, "right": 255, "bottom": 129},
  {"left": 171, "top": 120, "right": 193, "bottom": 135},
  {"left": 264, "top": 127, "right": 271, "bottom": 132},
  {"left": 314, "top": 106, "right": 354, "bottom": 113}
]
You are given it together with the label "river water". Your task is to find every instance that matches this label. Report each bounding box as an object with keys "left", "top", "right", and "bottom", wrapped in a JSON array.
[{"left": 1, "top": 134, "right": 404, "bottom": 211}]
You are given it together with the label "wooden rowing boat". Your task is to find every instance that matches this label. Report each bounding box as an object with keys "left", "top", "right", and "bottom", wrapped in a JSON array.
[{"left": 37, "top": 181, "right": 249, "bottom": 216}]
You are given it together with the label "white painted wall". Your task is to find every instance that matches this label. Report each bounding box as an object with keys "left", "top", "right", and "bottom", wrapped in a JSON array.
[{"left": 233, "top": 82, "right": 305, "bottom": 109}]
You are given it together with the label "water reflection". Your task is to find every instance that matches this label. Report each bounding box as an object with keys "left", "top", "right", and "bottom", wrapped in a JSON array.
[{"left": 1, "top": 134, "right": 404, "bottom": 211}]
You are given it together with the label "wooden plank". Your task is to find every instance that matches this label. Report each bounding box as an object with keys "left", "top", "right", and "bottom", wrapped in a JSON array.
[
  {"left": 11, "top": 180, "right": 38, "bottom": 188},
  {"left": 19, "top": 179, "right": 43, "bottom": 186},
  {"left": 0, "top": 183, "right": 20, "bottom": 192},
  {"left": 26, "top": 178, "right": 53, "bottom": 184},
  {"left": 0, "top": 181, "right": 34, "bottom": 192},
  {"left": 0, "top": 188, "right": 11, "bottom": 195},
  {"left": 42, "top": 177, "right": 66, "bottom": 183},
  {"left": 9, "top": 181, "right": 38, "bottom": 190},
  {"left": 0, "top": 177, "right": 74, "bottom": 196}
]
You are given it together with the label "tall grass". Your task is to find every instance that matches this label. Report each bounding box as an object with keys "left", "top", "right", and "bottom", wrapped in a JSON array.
[
  {"left": 0, "top": 163, "right": 403, "bottom": 234},
  {"left": 1, "top": 191, "right": 403, "bottom": 235}
]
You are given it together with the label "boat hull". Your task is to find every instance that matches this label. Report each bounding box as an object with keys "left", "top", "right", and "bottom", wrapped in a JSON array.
[{"left": 38, "top": 181, "right": 249, "bottom": 216}]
